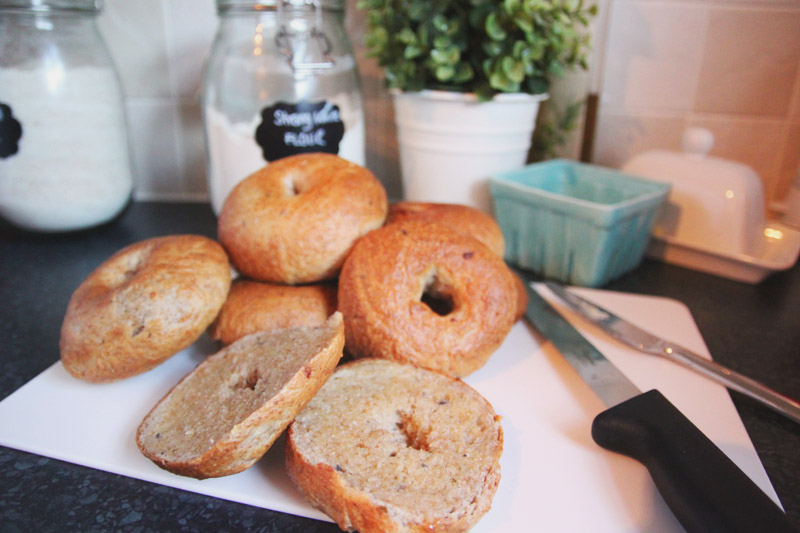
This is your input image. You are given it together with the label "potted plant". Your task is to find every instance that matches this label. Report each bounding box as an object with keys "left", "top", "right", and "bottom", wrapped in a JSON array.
[{"left": 357, "top": 0, "right": 597, "bottom": 211}]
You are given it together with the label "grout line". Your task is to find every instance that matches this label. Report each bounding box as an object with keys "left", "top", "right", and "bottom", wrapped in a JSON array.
[{"left": 598, "top": 106, "right": 800, "bottom": 125}]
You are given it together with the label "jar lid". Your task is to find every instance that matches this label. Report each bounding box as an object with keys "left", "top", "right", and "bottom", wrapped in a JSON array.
[
  {"left": 621, "top": 127, "right": 767, "bottom": 256},
  {"left": 217, "top": 0, "right": 344, "bottom": 12},
  {"left": 0, "top": 0, "right": 101, "bottom": 11}
]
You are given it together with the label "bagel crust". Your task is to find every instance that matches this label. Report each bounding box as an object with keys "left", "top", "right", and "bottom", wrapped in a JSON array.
[
  {"left": 285, "top": 358, "right": 503, "bottom": 533},
  {"left": 210, "top": 279, "right": 338, "bottom": 345},
  {"left": 386, "top": 201, "right": 506, "bottom": 258},
  {"left": 217, "top": 153, "right": 388, "bottom": 284},
  {"left": 59, "top": 235, "right": 231, "bottom": 382},
  {"left": 338, "top": 221, "right": 517, "bottom": 377}
]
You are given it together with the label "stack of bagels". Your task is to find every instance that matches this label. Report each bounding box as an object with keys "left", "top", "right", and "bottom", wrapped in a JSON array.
[{"left": 59, "top": 153, "right": 525, "bottom": 532}]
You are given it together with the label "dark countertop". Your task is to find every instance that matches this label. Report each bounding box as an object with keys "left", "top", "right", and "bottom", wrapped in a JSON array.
[{"left": 1, "top": 201, "right": 798, "bottom": 532}]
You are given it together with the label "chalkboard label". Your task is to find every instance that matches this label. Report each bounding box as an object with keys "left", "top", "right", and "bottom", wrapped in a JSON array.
[
  {"left": 0, "top": 103, "right": 23, "bottom": 159},
  {"left": 255, "top": 100, "right": 345, "bottom": 162}
]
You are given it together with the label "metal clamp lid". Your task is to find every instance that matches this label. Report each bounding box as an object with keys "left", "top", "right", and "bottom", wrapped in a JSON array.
[
  {"left": 275, "top": 0, "right": 335, "bottom": 72},
  {"left": 216, "top": 0, "right": 344, "bottom": 13},
  {"left": 0, "top": 0, "right": 101, "bottom": 12}
]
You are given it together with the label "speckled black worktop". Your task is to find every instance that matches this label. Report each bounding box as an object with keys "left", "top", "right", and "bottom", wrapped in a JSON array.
[{"left": 1, "top": 201, "right": 798, "bottom": 532}]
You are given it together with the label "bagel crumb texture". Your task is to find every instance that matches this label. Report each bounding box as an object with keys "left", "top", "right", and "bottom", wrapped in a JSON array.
[
  {"left": 286, "top": 358, "right": 503, "bottom": 533},
  {"left": 136, "top": 313, "right": 345, "bottom": 479}
]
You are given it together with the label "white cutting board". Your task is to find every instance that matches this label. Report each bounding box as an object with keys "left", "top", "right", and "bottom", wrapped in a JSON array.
[{"left": 0, "top": 287, "right": 781, "bottom": 532}]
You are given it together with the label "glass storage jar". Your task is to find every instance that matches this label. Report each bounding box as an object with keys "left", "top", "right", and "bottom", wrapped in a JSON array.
[
  {"left": 203, "top": 0, "right": 365, "bottom": 214},
  {"left": 0, "top": 0, "right": 133, "bottom": 232}
]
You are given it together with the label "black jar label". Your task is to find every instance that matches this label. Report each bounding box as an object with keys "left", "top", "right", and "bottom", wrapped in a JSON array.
[
  {"left": 255, "top": 100, "right": 345, "bottom": 162},
  {"left": 0, "top": 103, "right": 23, "bottom": 159}
]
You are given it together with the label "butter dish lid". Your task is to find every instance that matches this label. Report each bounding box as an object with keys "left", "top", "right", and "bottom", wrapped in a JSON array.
[{"left": 621, "top": 127, "right": 766, "bottom": 257}]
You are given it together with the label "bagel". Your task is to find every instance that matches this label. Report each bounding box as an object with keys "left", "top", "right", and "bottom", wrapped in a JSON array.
[
  {"left": 285, "top": 358, "right": 503, "bottom": 533},
  {"left": 217, "top": 153, "right": 388, "bottom": 284},
  {"left": 338, "top": 221, "right": 517, "bottom": 377},
  {"left": 137, "top": 313, "right": 345, "bottom": 479},
  {"left": 210, "top": 279, "right": 338, "bottom": 345},
  {"left": 386, "top": 201, "right": 506, "bottom": 258},
  {"left": 59, "top": 235, "right": 231, "bottom": 383}
]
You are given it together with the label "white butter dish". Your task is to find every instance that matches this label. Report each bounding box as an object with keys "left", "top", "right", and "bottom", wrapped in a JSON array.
[{"left": 621, "top": 127, "right": 800, "bottom": 283}]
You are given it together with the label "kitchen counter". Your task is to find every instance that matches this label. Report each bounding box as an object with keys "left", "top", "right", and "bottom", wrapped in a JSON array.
[{"left": 1, "top": 201, "right": 798, "bottom": 532}]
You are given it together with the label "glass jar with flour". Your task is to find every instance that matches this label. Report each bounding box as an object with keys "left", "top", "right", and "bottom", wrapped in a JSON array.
[
  {"left": 0, "top": 0, "right": 133, "bottom": 232},
  {"left": 203, "top": 0, "right": 365, "bottom": 214}
]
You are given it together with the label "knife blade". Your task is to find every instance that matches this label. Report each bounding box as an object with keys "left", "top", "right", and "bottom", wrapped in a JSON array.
[
  {"left": 545, "top": 281, "right": 800, "bottom": 425},
  {"left": 516, "top": 271, "right": 796, "bottom": 533}
]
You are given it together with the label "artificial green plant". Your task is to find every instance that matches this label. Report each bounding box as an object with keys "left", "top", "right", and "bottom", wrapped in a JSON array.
[{"left": 358, "top": 0, "right": 597, "bottom": 100}]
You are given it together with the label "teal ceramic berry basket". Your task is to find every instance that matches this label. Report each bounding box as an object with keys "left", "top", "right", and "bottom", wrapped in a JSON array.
[{"left": 489, "top": 159, "right": 671, "bottom": 287}]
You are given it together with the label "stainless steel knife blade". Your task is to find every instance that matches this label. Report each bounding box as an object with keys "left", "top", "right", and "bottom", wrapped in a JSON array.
[
  {"left": 513, "top": 268, "right": 796, "bottom": 533},
  {"left": 545, "top": 281, "right": 800, "bottom": 425},
  {"left": 524, "top": 276, "right": 641, "bottom": 408}
]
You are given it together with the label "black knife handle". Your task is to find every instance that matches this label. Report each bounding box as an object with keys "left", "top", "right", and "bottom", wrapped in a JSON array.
[{"left": 592, "top": 389, "right": 797, "bottom": 533}]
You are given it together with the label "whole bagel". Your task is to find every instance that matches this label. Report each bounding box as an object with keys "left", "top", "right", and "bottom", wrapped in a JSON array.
[
  {"left": 338, "top": 221, "right": 518, "bottom": 377},
  {"left": 59, "top": 235, "right": 231, "bottom": 383},
  {"left": 386, "top": 201, "right": 506, "bottom": 257},
  {"left": 218, "top": 153, "right": 388, "bottom": 284},
  {"left": 210, "top": 279, "right": 338, "bottom": 345}
]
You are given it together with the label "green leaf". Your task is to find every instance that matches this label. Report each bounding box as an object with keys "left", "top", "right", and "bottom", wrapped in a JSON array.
[
  {"left": 398, "top": 27, "right": 417, "bottom": 45},
  {"left": 504, "top": 0, "right": 521, "bottom": 15},
  {"left": 526, "top": 75, "right": 549, "bottom": 94},
  {"left": 431, "top": 45, "right": 460, "bottom": 65},
  {"left": 435, "top": 64, "right": 456, "bottom": 81},
  {"left": 452, "top": 61, "right": 474, "bottom": 83},
  {"left": 432, "top": 14, "right": 450, "bottom": 33},
  {"left": 482, "top": 40, "right": 504, "bottom": 57},
  {"left": 485, "top": 12, "right": 507, "bottom": 41},
  {"left": 513, "top": 13, "right": 534, "bottom": 34},
  {"left": 512, "top": 40, "right": 528, "bottom": 59},
  {"left": 502, "top": 56, "right": 525, "bottom": 83},
  {"left": 490, "top": 69, "right": 521, "bottom": 93},
  {"left": 433, "top": 35, "right": 452, "bottom": 49},
  {"left": 364, "top": 27, "right": 389, "bottom": 50},
  {"left": 408, "top": 3, "right": 428, "bottom": 21},
  {"left": 404, "top": 44, "right": 425, "bottom": 60}
]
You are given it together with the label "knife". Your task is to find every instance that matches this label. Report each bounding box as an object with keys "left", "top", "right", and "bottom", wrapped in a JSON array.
[
  {"left": 516, "top": 271, "right": 797, "bottom": 533},
  {"left": 545, "top": 281, "right": 800, "bottom": 425}
]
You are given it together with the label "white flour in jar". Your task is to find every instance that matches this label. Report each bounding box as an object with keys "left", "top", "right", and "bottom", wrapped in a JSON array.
[
  {"left": 205, "top": 95, "right": 365, "bottom": 214},
  {"left": 0, "top": 66, "right": 133, "bottom": 231}
]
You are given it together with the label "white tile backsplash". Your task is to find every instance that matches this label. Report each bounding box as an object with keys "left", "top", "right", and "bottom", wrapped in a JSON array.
[
  {"left": 602, "top": 0, "right": 707, "bottom": 111},
  {"left": 594, "top": 0, "right": 800, "bottom": 214},
  {"left": 125, "top": 99, "right": 183, "bottom": 200},
  {"left": 99, "top": 0, "right": 800, "bottom": 215},
  {"left": 162, "top": 0, "right": 216, "bottom": 98},
  {"left": 98, "top": 0, "right": 171, "bottom": 99}
]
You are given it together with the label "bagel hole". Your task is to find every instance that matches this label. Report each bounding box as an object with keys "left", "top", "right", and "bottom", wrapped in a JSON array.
[
  {"left": 420, "top": 271, "right": 455, "bottom": 316},
  {"left": 232, "top": 368, "right": 260, "bottom": 392},
  {"left": 282, "top": 175, "right": 305, "bottom": 197},
  {"left": 118, "top": 250, "right": 150, "bottom": 286},
  {"left": 396, "top": 411, "right": 431, "bottom": 452}
]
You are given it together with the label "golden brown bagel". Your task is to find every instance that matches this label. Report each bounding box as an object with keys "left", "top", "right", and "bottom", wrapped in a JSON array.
[
  {"left": 218, "top": 153, "right": 388, "bottom": 284},
  {"left": 338, "top": 221, "right": 517, "bottom": 377},
  {"left": 210, "top": 279, "right": 338, "bottom": 345},
  {"left": 59, "top": 235, "right": 231, "bottom": 383},
  {"left": 386, "top": 201, "right": 506, "bottom": 257},
  {"left": 285, "top": 358, "right": 503, "bottom": 533}
]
